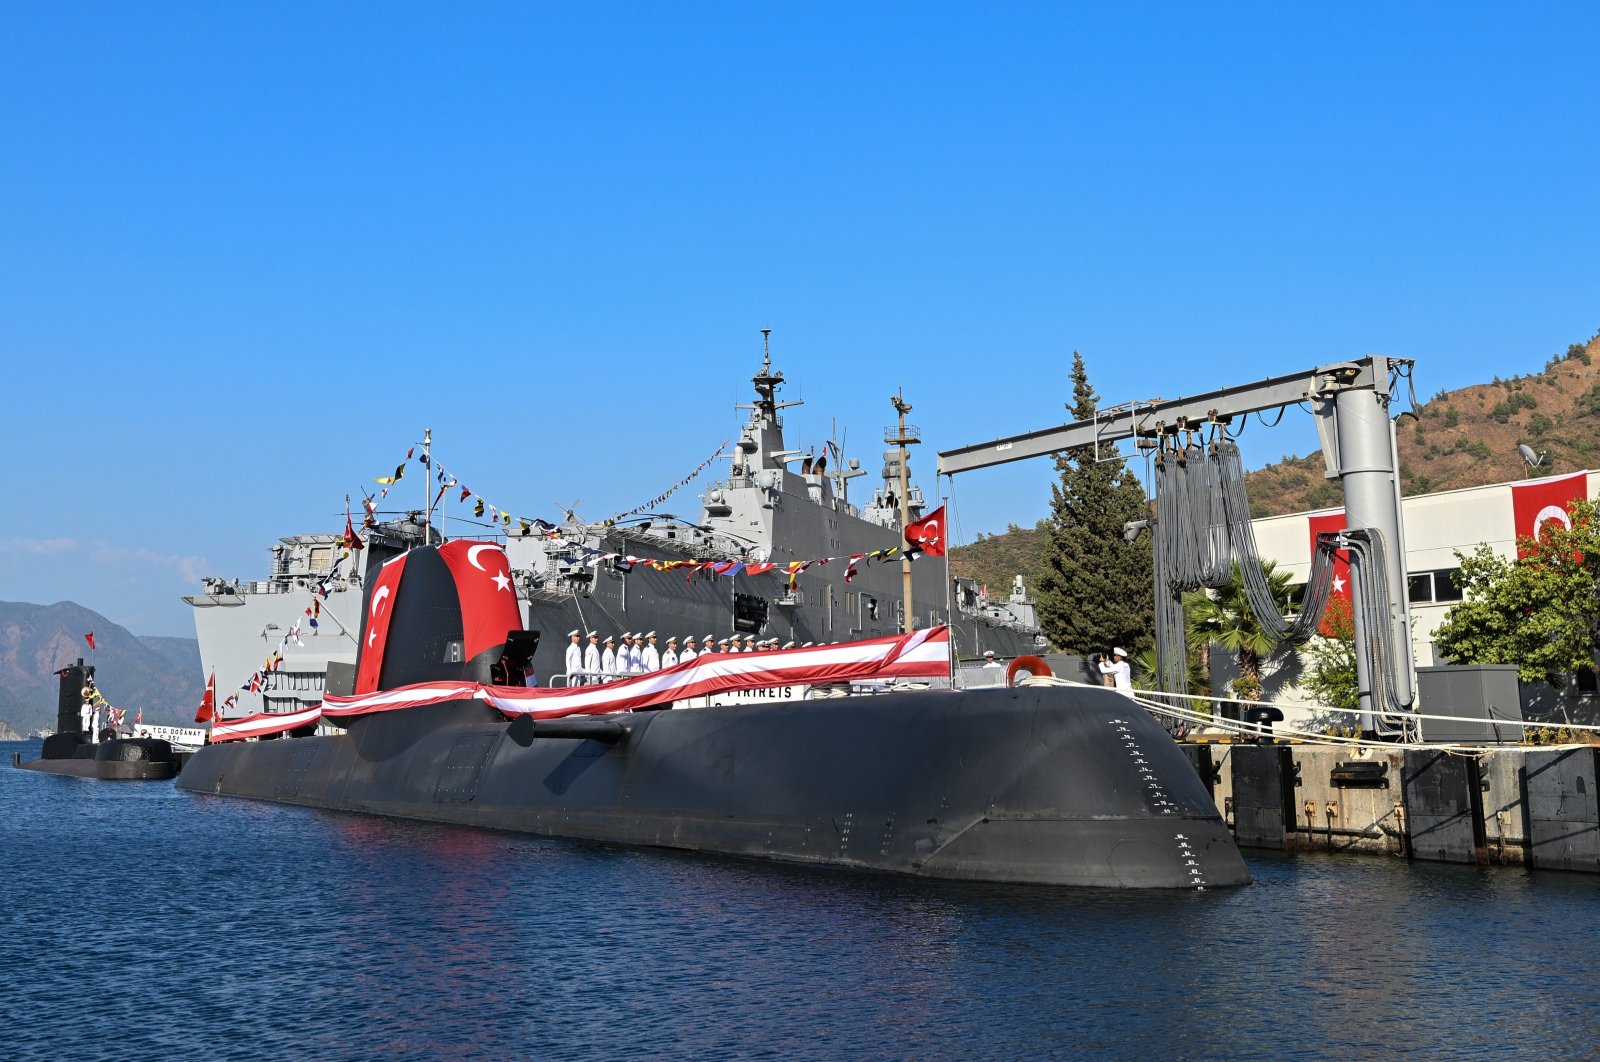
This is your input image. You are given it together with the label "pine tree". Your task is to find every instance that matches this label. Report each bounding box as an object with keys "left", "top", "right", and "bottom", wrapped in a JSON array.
[{"left": 1034, "top": 352, "right": 1155, "bottom": 655}]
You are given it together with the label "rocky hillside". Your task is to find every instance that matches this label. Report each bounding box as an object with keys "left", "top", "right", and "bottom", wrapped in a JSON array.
[
  {"left": 1245, "top": 332, "right": 1600, "bottom": 516},
  {"left": 0, "top": 601, "right": 204, "bottom": 735},
  {"left": 949, "top": 521, "right": 1051, "bottom": 599}
]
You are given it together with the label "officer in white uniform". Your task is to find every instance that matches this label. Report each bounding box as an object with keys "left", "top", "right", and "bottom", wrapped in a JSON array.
[
  {"left": 681, "top": 636, "right": 698, "bottom": 663},
  {"left": 564, "top": 630, "right": 584, "bottom": 686},
  {"left": 661, "top": 635, "right": 679, "bottom": 669},
  {"left": 601, "top": 636, "right": 618, "bottom": 681},
  {"left": 583, "top": 631, "right": 601, "bottom": 685},
  {"left": 642, "top": 632, "right": 661, "bottom": 672},
  {"left": 617, "top": 633, "right": 633, "bottom": 673},
  {"left": 627, "top": 634, "right": 645, "bottom": 674}
]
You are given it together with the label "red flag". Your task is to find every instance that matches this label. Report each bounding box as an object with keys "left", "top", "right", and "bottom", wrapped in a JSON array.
[
  {"left": 84, "top": 632, "right": 96, "bottom": 650},
  {"left": 1307, "top": 511, "right": 1351, "bottom": 637},
  {"left": 355, "top": 553, "right": 410, "bottom": 693},
  {"left": 905, "top": 505, "right": 947, "bottom": 557},
  {"left": 1511, "top": 471, "right": 1588, "bottom": 559},
  {"left": 342, "top": 501, "right": 365, "bottom": 551},
  {"left": 194, "top": 672, "right": 216, "bottom": 723},
  {"left": 436, "top": 541, "right": 524, "bottom": 665}
]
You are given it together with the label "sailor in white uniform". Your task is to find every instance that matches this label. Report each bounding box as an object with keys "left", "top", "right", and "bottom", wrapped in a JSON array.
[
  {"left": 583, "top": 631, "right": 601, "bottom": 685},
  {"left": 617, "top": 633, "right": 632, "bottom": 674},
  {"left": 627, "top": 634, "right": 645, "bottom": 674},
  {"left": 642, "top": 631, "right": 661, "bottom": 672},
  {"left": 661, "top": 635, "right": 679, "bottom": 669},
  {"left": 564, "top": 630, "right": 584, "bottom": 686},
  {"left": 1098, "top": 647, "right": 1134, "bottom": 696},
  {"left": 680, "top": 636, "right": 698, "bottom": 663},
  {"left": 601, "top": 636, "right": 618, "bottom": 681}
]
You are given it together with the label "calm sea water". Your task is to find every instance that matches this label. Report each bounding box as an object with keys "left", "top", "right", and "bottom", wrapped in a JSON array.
[{"left": 2, "top": 739, "right": 1596, "bottom": 1061}]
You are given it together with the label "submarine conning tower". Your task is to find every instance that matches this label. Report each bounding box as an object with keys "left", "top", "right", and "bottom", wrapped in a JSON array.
[
  {"left": 56, "top": 660, "right": 91, "bottom": 738},
  {"left": 354, "top": 541, "right": 536, "bottom": 694}
]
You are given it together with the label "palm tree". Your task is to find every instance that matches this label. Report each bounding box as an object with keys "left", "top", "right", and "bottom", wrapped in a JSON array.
[{"left": 1182, "top": 560, "right": 1296, "bottom": 701}]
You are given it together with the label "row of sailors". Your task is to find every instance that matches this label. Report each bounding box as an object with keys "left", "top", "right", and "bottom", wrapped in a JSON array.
[{"left": 564, "top": 630, "right": 803, "bottom": 684}]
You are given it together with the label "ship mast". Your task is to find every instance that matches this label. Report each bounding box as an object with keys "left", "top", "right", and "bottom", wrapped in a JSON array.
[
  {"left": 422, "top": 427, "right": 433, "bottom": 543},
  {"left": 887, "top": 390, "right": 918, "bottom": 633}
]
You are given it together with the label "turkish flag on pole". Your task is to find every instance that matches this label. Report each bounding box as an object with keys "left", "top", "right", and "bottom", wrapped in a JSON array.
[
  {"left": 84, "top": 632, "right": 96, "bottom": 651},
  {"left": 1511, "top": 471, "right": 1588, "bottom": 558},
  {"left": 1307, "top": 511, "right": 1351, "bottom": 636},
  {"left": 194, "top": 671, "right": 216, "bottom": 723},
  {"left": 905, "top": 505, "right": 948, "bottom": 557}
]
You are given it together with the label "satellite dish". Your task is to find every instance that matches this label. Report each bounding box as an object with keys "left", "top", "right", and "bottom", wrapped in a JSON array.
[{"left": 1518, "top": 444, "right": 1545, "bottom": 469}]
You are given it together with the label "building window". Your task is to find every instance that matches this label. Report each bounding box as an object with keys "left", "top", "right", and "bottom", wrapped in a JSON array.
[
  {"left": 1407, "top": 574, "right": 1434, "bottom": 603},
  {"left": 1432, "top": 568, "right": 1463, "bottom": 602}
]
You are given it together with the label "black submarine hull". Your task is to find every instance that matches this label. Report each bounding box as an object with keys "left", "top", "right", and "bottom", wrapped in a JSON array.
[{"left": 178, "top": 684, "right": 1249, "bottom": 889}]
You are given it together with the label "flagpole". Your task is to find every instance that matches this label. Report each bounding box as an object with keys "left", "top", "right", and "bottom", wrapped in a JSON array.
[
  {"left": 888, "top": 390, "right": 919, "bottom": 634},
  {"left": 942, "top": 476, "right": 955, "bottom": 688},
  {"left": 423, "top": 427, "right": 433, "bottom": 543}
]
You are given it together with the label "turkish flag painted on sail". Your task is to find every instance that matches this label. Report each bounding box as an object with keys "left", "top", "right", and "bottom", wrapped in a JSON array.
[
  {"left": 436, "top": 541, "right": 524, "bottom": 663},
  {"left": 905, "top": 505, "right": 947, "bottom": 557},
  {"left": 1511, "top": 471, "right": 1588, "bottom": 558},
  {"left": 355, "top": 553, "right": 409, "bottom": 693},
  {"left": 1307, "top": 511, "right": 1351, "bottom": 636}
]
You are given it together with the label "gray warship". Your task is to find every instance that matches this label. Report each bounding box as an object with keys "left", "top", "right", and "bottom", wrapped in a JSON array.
[{"left": 186, "top": 343, "right": 1045, "bottom": 716}]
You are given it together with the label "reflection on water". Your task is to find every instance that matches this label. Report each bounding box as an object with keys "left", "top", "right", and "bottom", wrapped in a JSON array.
[{"left": 2, "top": 741, "right": 1596, "bottom": 1061}]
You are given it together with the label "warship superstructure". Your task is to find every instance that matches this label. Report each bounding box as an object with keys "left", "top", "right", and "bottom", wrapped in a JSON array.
[{"left": 185, "top": 345, "right": 1043, "bottom": 715}]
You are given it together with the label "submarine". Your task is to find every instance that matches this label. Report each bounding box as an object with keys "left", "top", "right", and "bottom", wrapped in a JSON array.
[
  {"left": 177, "top": 541, "right": 1249, "bottom": 889},
  {"left": 16, "top": 662, "right": 181, "bottom": 781}
]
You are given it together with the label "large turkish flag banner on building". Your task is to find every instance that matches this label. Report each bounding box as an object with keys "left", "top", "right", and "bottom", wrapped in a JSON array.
[
  {"left": 1511, "top": 471, "right": 1588, "bottom": 558},
  {"left": 1307, "top": 510, "right": 1351, "bottom": 636}
]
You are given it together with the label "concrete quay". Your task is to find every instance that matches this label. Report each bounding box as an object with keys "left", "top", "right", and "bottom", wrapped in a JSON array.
[{"left": 1180, "top": 740, "right": 1600, "bottom": 873}]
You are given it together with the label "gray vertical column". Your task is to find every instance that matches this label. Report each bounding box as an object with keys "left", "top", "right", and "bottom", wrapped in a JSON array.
[{"left": 1334, "top": 359, "right": 1415, "bottom": 732}]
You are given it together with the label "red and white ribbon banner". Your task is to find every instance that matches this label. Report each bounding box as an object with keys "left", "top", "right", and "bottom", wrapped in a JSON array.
[
  {"left": 320, "top": 626, "right": 951, "bottom": 722},
  {"left": 212, "top": 704, "right": 324, "bottom": 744}
]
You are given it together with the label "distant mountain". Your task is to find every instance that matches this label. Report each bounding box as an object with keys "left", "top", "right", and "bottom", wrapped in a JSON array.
[
  {"left": 0, "top": 601, "right": 204, "bottom": 735},
  {"left": 949, "top": 521, "right": 1051, "bottom": 605},
  {"left": 139, "top": 635, "right": 202, "bottom": 676}
]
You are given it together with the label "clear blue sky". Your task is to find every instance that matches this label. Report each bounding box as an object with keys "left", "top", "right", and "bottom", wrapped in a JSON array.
[{"left": 3, "top": 2, "right": 1597, "bottom": 636}]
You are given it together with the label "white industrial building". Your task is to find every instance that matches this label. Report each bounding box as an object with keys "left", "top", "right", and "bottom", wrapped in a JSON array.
[{"left": 1243, "top": 469, "right": 1598, "bottom": 722}]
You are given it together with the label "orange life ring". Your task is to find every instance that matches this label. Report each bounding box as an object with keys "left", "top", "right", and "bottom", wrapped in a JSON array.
[{"left": 1005, "top": 655, "right": 1053, "bottom": 686}]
